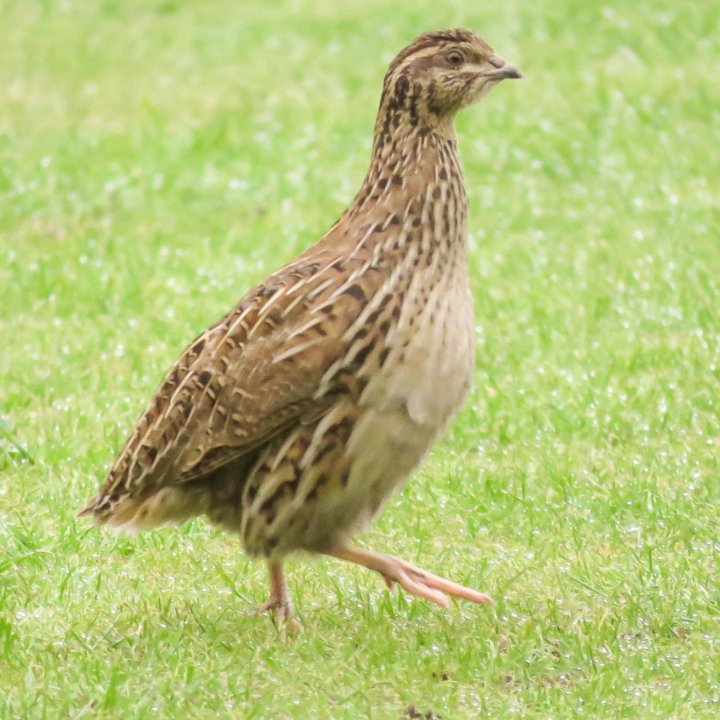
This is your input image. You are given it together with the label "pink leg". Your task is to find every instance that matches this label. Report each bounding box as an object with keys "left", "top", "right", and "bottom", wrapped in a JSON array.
[
  {"left": 254, "top": 562, "right": 293, "bottom": 618},
  {"left": 330, "top": 546, "right": 492, "bottom": 607}
]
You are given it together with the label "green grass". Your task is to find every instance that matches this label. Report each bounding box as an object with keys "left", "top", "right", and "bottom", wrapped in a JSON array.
[{"left": 1, "top": 0, "right": 719, "bottom": 717}]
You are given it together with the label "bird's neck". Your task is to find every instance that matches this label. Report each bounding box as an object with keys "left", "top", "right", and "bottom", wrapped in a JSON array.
[
  {"left": 346, "top": 124, "right": 467, "bottom": 240},
  {"left": 368, "top": 121, "right": 458, "bottom": 182}
]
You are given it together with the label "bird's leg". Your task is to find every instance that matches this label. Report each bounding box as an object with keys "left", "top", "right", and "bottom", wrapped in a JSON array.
[
  {"left": 329, "top": 545, "right": 492, "bottom": 607},
  {"left": 254, "top": 562, "right": 293, "bottom": 619}
]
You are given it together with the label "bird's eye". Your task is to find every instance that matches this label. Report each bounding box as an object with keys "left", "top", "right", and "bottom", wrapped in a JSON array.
[{"left": 445, "top": 50, "right": 465, "bottom": 67}]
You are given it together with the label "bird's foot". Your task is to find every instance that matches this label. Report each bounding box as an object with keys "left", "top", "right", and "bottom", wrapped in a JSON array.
[
  {"left": 253, "top": 562, "right": 302, "bottom": 632},
  {"left": 253, "top": 594, "right": 294, "bottom": 619},
  {"left": 380, "top": 556, "right": 493, "bottom": 607},
  {"left": 252, "top": 593, "right": 302, "bottom": 634},
  {"left": 332, "top": 545, "right": 492, "bottom": 608}
]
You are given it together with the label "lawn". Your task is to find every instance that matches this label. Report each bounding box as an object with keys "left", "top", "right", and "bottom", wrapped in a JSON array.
[{"left": 1, "top": 0, "right": 719, "bottom": 717}]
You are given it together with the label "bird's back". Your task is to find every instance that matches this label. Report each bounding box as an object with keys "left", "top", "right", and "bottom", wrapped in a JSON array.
[{"left": 79, "top": 228, "right": 376, "bottom": 526}]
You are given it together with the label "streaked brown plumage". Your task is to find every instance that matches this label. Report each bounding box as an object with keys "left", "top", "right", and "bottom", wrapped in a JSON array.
[{"left": 80, "top": 29, "right": 522, "bottom": 617}]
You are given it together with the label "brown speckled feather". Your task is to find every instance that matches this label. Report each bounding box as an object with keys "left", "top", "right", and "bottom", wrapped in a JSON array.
[{"left": 84, "top": 238, "right": 379, "bottom": 510}]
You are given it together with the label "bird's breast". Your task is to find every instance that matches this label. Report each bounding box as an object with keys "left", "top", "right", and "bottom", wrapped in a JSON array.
[
  {"left": 340, "top": 257, "right": 475, "bottom": 509},
  {"left": 360, "top": 255, "right": 475, "bottom": 433}
]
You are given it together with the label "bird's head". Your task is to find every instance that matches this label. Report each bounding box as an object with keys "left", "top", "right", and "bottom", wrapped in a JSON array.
[{"left": 377, "top": 29, "right": 522, "bottom": 133}]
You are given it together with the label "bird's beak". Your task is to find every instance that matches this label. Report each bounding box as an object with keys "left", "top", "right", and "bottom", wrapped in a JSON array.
[{"left": 487, "top": 54, "right": 523, "bottom": 80}]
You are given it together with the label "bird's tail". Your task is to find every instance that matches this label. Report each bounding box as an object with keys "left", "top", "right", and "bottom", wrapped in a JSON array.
[{"left": 77, "top": 485, "right": 210, "bottom": 534}]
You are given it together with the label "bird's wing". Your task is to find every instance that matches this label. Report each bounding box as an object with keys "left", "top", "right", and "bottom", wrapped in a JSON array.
[{"left": 90, "top": 236, "right": 391, "bottom": 504}]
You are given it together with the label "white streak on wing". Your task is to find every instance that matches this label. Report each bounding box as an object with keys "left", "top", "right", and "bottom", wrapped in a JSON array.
[
  {"left": 286, "top": 315, "right": 325, "bottom": 340},
  {"left": 344, "top": 222, "right": 377, "bottom": 263},
  {"left": 298, "top": 404, "right": 345, "bottom": 471},
  {"left": 272, "top": 336, "right": 326, "bottom": 364},
  {"left": 305, "top": 276, "right": 335, "bottom": 301},
  {"left": 270, "top": 426, "right": 302, "bottom": 472},
  {"left": 246, "top": 286, "right": 286, "bottom": 339},
  {"left": 232, "top": 385, "right": 258, "bottom": 400},
  {"left": 280, "top": 293, "right": 306, "bottom": 318},
  {"left": 219, "top": 302, "right": 258, "bottom": 350},
  {"left": 340, "top": 246, "right": 416, "bottom": 344},
  {"left": 310, "top": 260, "right": 374, "bottom": 315}
]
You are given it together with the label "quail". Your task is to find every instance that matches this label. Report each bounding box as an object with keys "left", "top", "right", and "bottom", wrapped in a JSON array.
[{"left": 80, "top": 29, "right": 522, "bottom": 618}]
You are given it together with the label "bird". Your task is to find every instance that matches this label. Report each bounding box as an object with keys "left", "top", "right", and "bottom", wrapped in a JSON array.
[{"left": 79, "top": 28, "right": 522, "bottom": 619}]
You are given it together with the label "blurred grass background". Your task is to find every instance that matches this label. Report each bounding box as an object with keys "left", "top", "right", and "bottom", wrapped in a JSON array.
[{"left": 1, "top": 0, "right": 719, "bottom": 717}]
